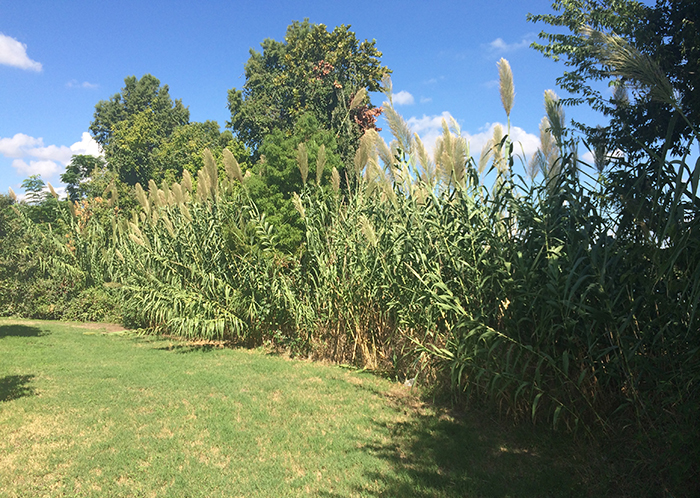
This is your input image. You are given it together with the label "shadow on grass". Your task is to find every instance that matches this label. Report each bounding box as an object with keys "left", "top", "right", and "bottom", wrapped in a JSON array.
[
  {"left": 327, "top": 384, "right": 603, "bottom": 498},
  {"left": 0, "top": 374, "right": 36, "bottom": 402},
  {"left": 0, "top": 324, "right": 48, "bottom": 339},
  {"left": 153, "top": 343, "right": 223, "bottom": 354}
]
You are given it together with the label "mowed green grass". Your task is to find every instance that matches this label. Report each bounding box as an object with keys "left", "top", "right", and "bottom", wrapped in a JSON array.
[{"left": 0, "top": 319, "right": 604, "bottom": 497}]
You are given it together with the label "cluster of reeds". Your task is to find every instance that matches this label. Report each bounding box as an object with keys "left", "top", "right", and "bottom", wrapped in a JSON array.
[{"left": 110, "top": 150, "right": 302, "bottom": 343}]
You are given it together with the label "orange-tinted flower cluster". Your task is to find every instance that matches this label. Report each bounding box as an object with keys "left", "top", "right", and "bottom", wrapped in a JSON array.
[
  {"left": 353, "top": 105, "right": 383, "bottom": 132},
  {"left": 73, "top": 197, "right": 106, "bottom": 231},
  {"left": 312, "top": 60, "right": 334, "bottom": 80}
]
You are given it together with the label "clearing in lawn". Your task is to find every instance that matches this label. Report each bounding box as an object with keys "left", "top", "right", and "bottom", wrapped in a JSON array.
[{"left": 0, "top": 318, "right": 606, "bottom": 497}]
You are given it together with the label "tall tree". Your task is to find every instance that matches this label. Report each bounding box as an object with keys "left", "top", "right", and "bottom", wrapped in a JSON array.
[
  {"left": 227, "top": 20, "right": 389, "bottom": 161},
  {"left": 90, "top": 74, "right": 189, "bottom": 150},
  {"left": 528, "top": 0, "right": 700, "bottom": 158},
  {"left": 89, "top": 74, "right": 190, "bottom": 186}
]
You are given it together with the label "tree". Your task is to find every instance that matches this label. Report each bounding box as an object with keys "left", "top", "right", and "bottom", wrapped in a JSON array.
[
  {"left": 528, "top": 0, "right": 700, "bottom": 158},
  {"left": 246, "top": 113, "right": 343, "bottom": 252},
  {"left": 227, "top": 20, "right": 389, "bottom": 161},
  {"left": 17, "top": 175, "right": 63, "bottom": 226},
  {"left": 20, "top": 175, "right": 48, "bottom": 205},
  {"left": 89, "top": 74, "right": 190, "bottom": 186},
  {"left": 60, "top": 155, "right": 107, "bottom": 201},
  {"left": 90, "top": 74, "right": 189, "bottom": 150}
]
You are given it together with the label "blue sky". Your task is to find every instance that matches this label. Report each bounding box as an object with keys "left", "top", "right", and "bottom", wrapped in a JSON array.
[{"left": 1, "top": 0, "right": 605, "bottom": 197}]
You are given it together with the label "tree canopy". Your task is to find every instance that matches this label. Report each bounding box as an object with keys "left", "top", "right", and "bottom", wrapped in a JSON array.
[
  {"left": 227, "top": 20, "right": 389, "bottom": 161},
  {"left": 90, "top": 74, "right": 189, "bottom": 151},
  {"left": 528, "top": 0, "right": 700, "bottom": 158},
  {"left": 89, "top": 74, "right": 246, "bottom": 187}
]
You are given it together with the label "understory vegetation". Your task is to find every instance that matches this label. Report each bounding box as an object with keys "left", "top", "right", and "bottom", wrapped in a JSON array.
[{"left": 2, "top": 5, "right": 699, "bottom": 495}]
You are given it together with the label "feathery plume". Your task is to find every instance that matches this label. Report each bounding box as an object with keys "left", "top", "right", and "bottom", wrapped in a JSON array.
[
  {"left": 161, "top": 180, "right": 174, "bottom": 206},
  {"left": 203, "top": 148, "right": 218, "bottom": 195},
  {"left": 544, "top": 90, "right": 565, "bottom": 147},
  {"left": 383, "top": 105, "right": 412, "bottom": 155},
  {"left": 582, "top": 26, "right": 676, "bottom": 108},
  {"left": 316, "top": 144, "right": 326, "bottom": 185},
  {"left": 453, "top": 137, "right": 467, "bottom": 185},
  {"left": 180, "top": 203, "right": 193, "bottom": 222},
  {"left": 413, "top": 133, "right": 435, "bottom": 185},
  {"left": 181, "top": 170, "right": 193, "bottom": 193},
  {"left": 223, "top": 148, "right": 243, "bottom": 184},
  {"left": 8, "top": 187, "right": 16, "bottom": 202},
  {"left": 134, "top": 183, "right": 150, "bottom": 215},
  {"left": 497, "top": 58, "right": 515, "bottom": 118},
  {"left": 528, "top": 150, "right": 544, "bottom": 181},
  {"left": 354, "top": 131, "right": 374, "bottom": 178},
  {"left": 171, "top": 182, "right": 184, "bottom": 205},
  {"left": 359, "top": 215, "right": 378, "bottom": 248},
  {"left": 47, "top": 183, "right": 58, "bottom": 199},
  {"left": 479, "top": 139, "right": 494, "bottom": 175},
  {"left": 492, "top": 124, "right": 506, "bottom": 174},
  {"left": 331, "top": 167, "right": 341, "bottom": 193},
  {"left": 349, "top": 87, "right": 367, "bottom": 111},
  {"left": 161, "top": 213, "right": 175, "bottom": 237},
  {"left": 375, "top": 132, "right": 393, "bottom": 171},
  {"left": 297, "top": 142, "right": 309, "bottom": 185},
  {"left": 292, "top": 192, "right": 305, "bottom": 218},
  {"left": 449, "top": 116, "right": 462, "bottom": 136},
  {"left": 197, "top": 167, "right": 210, "bottom": 202},
  {"left": 381, "top": 73, "right": 393, "bottom": 100},
  {"left": 148, "top": 179, "right": 161, "bottom": 208}
]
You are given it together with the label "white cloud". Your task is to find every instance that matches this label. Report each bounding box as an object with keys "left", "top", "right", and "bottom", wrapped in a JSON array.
[
  {"left": 465, "top": 122, "right": 540, "bottom": 159},
  {"left": 0, "top": 33, "right": 42, "bottom": 71},
  {"left": 11, "top": 159, "right": 61, "bottom": 177},
  {"left": 405, "top": 113, "right": 540, "bottom": 162},
  {"left": 66, "top": 79, "right": 99, "bottom": 89},
  {"left": 419, "top": 96, "right": 432, "bottom": 104},
  {"left": 0, "top": 132, "right": 101, "bottom": 165},
  {"left": 0, "top": 133, "right": 43, "bottom": 157},
  {"left": 392, "top": 90, "right": 415, "bottom": 106},
  {"left": 29, "top": 144, "right": 73, "bottom": 164},
  {"left": 486, "top": 34, "right": 534, "bottom": 54},
  {"left": 1, "top": 132, "right": 102, "bottom": 184},
  {"left": 70, "top": 132, "right": 102, "bottom": 156},
  {"left": 407, "top": 112, "right": 456, "bottom": 155}
]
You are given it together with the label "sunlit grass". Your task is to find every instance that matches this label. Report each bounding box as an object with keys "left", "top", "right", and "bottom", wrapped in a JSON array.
[{"left": 0, "top": 318, "right": 604, "bottom": 497}]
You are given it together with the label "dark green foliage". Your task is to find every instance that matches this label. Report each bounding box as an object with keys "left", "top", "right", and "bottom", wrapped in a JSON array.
[
  {"left": 248, "top": 113, "right": 342, "bottom": 253},
  {"left": 528, "top": 0, "right": 700, "bottom": 158}
]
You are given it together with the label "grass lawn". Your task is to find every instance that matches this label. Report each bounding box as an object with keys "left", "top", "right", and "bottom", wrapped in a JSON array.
[{"left": 0, "top": 318, "right": 607, "bottom": 497}]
